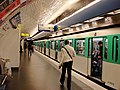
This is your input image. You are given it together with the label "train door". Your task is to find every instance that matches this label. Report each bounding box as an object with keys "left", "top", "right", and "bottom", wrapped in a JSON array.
[
  {"left": 48, "top": 41, "right": 50, "bottom": 56},
  {"left": 51, "top": 41, "right": 55, "bottom": 50},
  {"left": 59, "top": 40, "right": 64, "bottom": 61},
  {"left": 55, "top": 40, "right": 58, "bottom": 60},
  {"left": 38, "top": 42, "right": 40, "bottom": 52},
  {"left": 112, "top": 36, "right": 119, "bottom": 62},
  {"left": 44, "top": 41, "right": 46, "bottom": 55},
  {"left": 40, "top": 42, "right": 42, "bottom": 53},
  {"left": 90, "top": 38, "right": 103, "bottom": 80},
  {"left": 41, "top": 42, "right": 44, "bottom": 53}
]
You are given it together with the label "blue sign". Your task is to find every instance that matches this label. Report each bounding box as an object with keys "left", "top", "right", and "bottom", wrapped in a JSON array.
[{"left": 54, "top": 25, "right": 58, "bottom": 32}]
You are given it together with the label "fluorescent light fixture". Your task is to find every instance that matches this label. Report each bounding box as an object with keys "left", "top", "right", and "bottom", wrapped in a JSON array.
[
  {"left": 62, "top": 27, "right": 70, "bottom": 30},
  {"left": 55, "top": 0, "right": 101, "bottom": 26},
  {"left": 108, "top": 9, "right": 120, "bottom": 15},
  {"left": 70, "top": 23, "right": 82, "bottom": 27},
  {"left": 67, "top": 0, "right": 79, "bottom": 4},
  {"left": 84, "top": 16, "right": 104, "bottom": 23},
  {"left": 114, "top": 9, "right": 120, "bottom": 14}
]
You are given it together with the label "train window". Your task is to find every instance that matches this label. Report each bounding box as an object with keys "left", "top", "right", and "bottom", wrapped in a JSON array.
[
  {"left": 55, "top": 41, "right": 58, "bottom": 50},
  {"left": 76, "top": 39, "right": 85, "bottom": 55},
  {"left": 51, "top": 41, "right": 55, "bottom": 50},
  {"left": 38, "top": 42, "right": 40, "bottom": 46},
  {"left": 88, "top": 38, "right": 92, "bottom": 57},
  {"left": 60, "top": 40, "right": 64, "bottom": 50},
  {"left": 112, "top": 36, "right": 118, "bottom": 62},
  {"left": 68, "top": 40, "right": 72, "bottom": 46},
  {"left": 116, "top": 38, "right": 118, "bottom": 62},
  {"left": 104, "top": 38, "right": 108, "bottom": 59},
  {"left": 49, "top": 41, "right": 51, "bottom": 48},
  {"left": 44, "top": 42, "right": 46, "bottom": 47},
  {"left": 40, "top": 42, "right": 41, "bottom": 47},
  {"left": 41, "top": 42, "right": 43, "bottom": 48},
  {"left": 48, "top": 41, "right": 50, "bottom": 49},
  {"left": 42, "top": 42, "right": 44, "bottom": 47},
  {"left": 92, "top": 38, "right": 103, "bottom": 59}
]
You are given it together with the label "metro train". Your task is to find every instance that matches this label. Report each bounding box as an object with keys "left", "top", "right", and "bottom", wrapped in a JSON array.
[{"left": 33, "top": 26, "right": 120, "bottom": 90}]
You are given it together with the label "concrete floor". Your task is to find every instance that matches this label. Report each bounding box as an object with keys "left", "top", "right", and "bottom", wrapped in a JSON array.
[{"left": 6, "top": 52, "right": 83, "bottom": 90}]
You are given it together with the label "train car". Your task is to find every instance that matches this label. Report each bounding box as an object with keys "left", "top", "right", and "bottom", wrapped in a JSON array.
[
  {"left": 41, "top": 41, "right": 44, "bottom": 54},
  {"left": 33, "top": 41, "right": 39, "bottom": 51},
  {"left": 49, "top": 40, "right": 56, "bottom": 59},
  {"left": 45, "top": 41, "right": 49, "bottom": 56},
  {"left": 62, "top": 27, "right": 120, "bottom": 90},
  {"left": 34, "top": 26, "right": 120, "bottom": 90}
]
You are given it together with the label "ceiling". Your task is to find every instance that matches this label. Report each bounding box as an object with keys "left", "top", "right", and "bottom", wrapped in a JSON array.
[
  {"left": 20, "top": 0, "right": 120, "bottom": 37},
  {"left": 20, "top": 0, "right": 78, "bottom": 36},
  {"left": 55, "top": 0, "right": 120, "bottom": 28}
]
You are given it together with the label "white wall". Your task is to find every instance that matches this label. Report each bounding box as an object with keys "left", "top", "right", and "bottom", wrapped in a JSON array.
[{"left": 0, "top": 20, "right": 20, "bottom": 68}]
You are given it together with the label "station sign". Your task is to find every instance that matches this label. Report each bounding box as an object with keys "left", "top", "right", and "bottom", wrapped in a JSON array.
[
  {"left": 54, "top": 25, "right": 61, "bottom": 32},
  {"left": 38, "top": 24, "right": 54, "bottom": 31},
  {"left": 0, "top": 0, "right": 20, "bottom": 20}
]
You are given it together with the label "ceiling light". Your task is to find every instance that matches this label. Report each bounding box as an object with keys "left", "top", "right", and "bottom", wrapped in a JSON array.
[
  {"left": 67, "top": 0, "right": 79, "bottom": 4},
  {"left": 55, "top": 0, "right": 101, "bottom": 26},
  {"left": 62, "top": 27, "right": 70, "bottom": 30},
  {"left": 71, "top": 23, "right": 82, "bottom": 27},
  {"left": 84, "top": 16, "right": 104, "bottom": 23},
  {"left": 108, "top": 9, "right": 120, "bottom": 15}
]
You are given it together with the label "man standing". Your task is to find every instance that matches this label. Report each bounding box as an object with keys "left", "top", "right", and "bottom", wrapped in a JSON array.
[
  {"left": 59, "top": 40, "right": 76, "bottom": 90},
  {"left": 24, "top": 41, "right": 27, "bottom": 53},
  {"left": 28, "top": 41, "right": 33, "bottom": 56},
  {"left": 98, "top": 41, "right": 103, "bottom": 78}
]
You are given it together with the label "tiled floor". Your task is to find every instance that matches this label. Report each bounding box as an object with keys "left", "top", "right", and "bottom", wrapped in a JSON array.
[{"left": 6, "top": 52, "right": 83, "bottom": 90}]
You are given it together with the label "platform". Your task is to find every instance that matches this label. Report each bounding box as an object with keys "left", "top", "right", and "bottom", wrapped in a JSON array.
[{"left": 5, "top": 51, "right": 106, "bottom": 90}]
